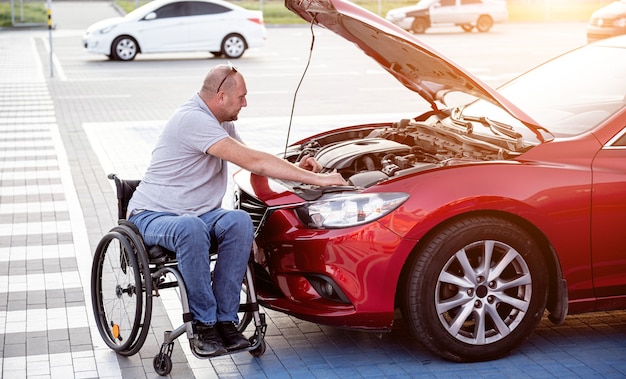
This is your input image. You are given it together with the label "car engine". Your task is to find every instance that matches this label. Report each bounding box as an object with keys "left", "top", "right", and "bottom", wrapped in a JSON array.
[{"left": 286, "top": 117, "right": 524, "bottom": 189}]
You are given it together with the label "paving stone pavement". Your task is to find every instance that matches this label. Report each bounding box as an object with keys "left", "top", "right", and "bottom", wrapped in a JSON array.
[{"left": 1, "top": 1, "right": 626, "bottom": 378}]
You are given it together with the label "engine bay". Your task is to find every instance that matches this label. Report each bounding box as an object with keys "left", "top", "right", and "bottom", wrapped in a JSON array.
[{"left": 285, "top": 116, "right": 527, "bottom": 189}]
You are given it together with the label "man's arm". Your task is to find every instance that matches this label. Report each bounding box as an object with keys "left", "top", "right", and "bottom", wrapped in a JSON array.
[{"left": 208, "top": 137, "right": 346, "bottom": 186}]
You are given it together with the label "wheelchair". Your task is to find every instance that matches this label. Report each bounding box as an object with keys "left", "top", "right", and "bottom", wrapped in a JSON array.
[{"left": 90, "top": 174, "right": 267, "bottom": 376}]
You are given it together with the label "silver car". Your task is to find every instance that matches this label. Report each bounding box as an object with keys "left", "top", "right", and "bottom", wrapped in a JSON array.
[{"left": 386, "top": 0, "right": 508, "bottom": 34}]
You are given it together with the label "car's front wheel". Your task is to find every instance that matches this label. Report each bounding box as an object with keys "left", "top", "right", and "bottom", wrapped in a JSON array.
[
  {"left": 476, "top": 15, "right": 494, "bottom": 32},
  {"left": 411, "top": 18, "right": 428, "bottom": 34},
  {"left": 111, "top": 36, "right": 139, "bottom": 61},
  {"left": 221, "top": 34, "right": 247, "bottom": 59},
  {"left": 402, "top": 216, "right": 548, "bottom": 362}
]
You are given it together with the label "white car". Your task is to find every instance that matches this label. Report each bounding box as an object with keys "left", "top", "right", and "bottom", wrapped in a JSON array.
[
  {"left": 386, "top": 0, "right": 508, "bottom": 34},
  {"left": 83, "top": 0, "right": 267, "bottom": 61}
]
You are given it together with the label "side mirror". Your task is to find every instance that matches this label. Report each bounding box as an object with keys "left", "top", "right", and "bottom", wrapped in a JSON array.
[{"left": 144, "top": 12, "right": 157, "bottom": 21}]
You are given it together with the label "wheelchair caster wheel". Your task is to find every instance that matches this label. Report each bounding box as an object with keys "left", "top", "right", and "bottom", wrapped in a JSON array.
[
  {"left": 153, "top": 353, "right": 173, "bottom": 376},
  {"left": 249, "top": 339, "right": 266, "bottom": 357}
]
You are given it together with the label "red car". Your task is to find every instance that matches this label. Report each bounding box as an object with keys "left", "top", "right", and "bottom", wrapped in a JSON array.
[{"left": 233, "top": 0, "right": 626, "bottom": 362}]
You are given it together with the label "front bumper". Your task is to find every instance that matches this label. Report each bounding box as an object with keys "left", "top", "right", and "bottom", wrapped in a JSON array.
[{"left": 239, "top": 188, "right": 407, "bottom": 331}]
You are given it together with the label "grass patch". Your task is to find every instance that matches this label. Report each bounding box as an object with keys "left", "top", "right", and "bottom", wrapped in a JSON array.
[{"left": 0, "top": 1, "right": 48, "bottom": 27}]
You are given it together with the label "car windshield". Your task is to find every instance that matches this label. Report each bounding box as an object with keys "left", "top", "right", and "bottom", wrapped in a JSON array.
[{"left": 461, "top": 43, "right": 626, "bottom": 141}]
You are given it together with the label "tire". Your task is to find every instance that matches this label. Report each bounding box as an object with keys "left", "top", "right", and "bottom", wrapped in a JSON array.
[
  {"left": 461, "top": 24, "right": 474, "bottom": 32},
  {"left": 91, "top": 227, "right": 152, "bottom": 356},
  {"left": 221, "top": 34, "right": 247, "bottom": 59},
  {"left": 411, "top": 18, "right": 428, "bottom": 34},
  {"left": 237, "top": 276, "right": 254, "bottom": 333},
  {"left": 402, "top": 216, "right": 548, "bottom": 362},
  {"left": 476, "top": 15, "right": 494, "bottom": 33},
  {"left": 111, "top": 36, "right": 139, "bottom": 61},
  {"left": 153, "top": 353, "right": 173, "bottom": 376},
  {"left": 250, "top": 339, "right": 266, "bottom": 357}
]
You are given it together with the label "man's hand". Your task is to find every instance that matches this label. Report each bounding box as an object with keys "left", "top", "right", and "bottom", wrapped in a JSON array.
[
  {"left": 317, "top": 172, "right": 348, "bottom": 186},
  {"left": 297, "top": 154, "right": 322, "bottom": 173},
  {"left": 297, "top": 154, "right": 347, "bottom": 186}
]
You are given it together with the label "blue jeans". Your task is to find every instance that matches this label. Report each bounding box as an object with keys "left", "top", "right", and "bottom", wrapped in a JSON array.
[{"left": 129, "top": 208, "right": 253, "bottom": 325}]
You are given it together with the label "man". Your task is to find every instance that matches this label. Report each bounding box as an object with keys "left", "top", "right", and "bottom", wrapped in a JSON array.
[{"left": 127, "top": 64, "right": 346, "bottom": 356}]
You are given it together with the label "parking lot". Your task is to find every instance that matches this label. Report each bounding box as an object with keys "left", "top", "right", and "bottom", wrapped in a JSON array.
[{"left": 1, "top": 1, "right": 625, "bottom": 377}]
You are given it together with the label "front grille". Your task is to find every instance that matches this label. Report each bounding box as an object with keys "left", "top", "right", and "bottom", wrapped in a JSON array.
[{"left": 234, "top": 188, "right": 267, "bottom": 230}]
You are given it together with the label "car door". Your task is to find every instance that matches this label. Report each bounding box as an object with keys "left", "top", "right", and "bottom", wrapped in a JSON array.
[
  {"left": 590, "top": 125, "right": 626, "bottom": 300},
  {"left": 458, "top": 0, "right": 484, "bottom": 23},
  {"left": 137, "top": 2, "right": 189, "bottom": 52},
  {"left": 429, "top": 0, "right": 457, "bottom": 24},
  {"left": 185, "top": 1, "right": 234, "bottom": 51}
]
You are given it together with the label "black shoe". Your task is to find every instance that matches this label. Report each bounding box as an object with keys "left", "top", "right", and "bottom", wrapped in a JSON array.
[
  {"left": 147, "top": 245, "right": 169, "bottom": 263},
  {"left": 217, "top": 322, "right": 251, "bottom": 351},
  {"left": 192, "top": 324, "right": 227, "bottom": 357}
]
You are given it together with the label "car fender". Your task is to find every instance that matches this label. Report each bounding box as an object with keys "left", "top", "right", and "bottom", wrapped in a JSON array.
[
  {"left": 101, "top": 21, "right": 143, "bottom": 50},
  {"left": 405, "top": 8, "right": 430, "bottom": 22},
  {"left": 373, "top": 160, "right": 594, "bottom": 303}
]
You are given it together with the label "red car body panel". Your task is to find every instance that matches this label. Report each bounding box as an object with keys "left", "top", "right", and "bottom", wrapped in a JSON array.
[{"left": 235, "top": 105, "right": 626, "bottom": 329}]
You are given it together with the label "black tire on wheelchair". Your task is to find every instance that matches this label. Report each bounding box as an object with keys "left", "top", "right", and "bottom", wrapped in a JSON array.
[
  {"left": 249, "top": 338, "right": 266, "bottom": 357},
  {"left": 237, "top": 279, "right": 254, "bottom": 333},
  {"left": 91, "top": 230, "right": 151, "bottom": 356},
  {"left": 113, "top": 225, "right": 154, "bottom": 352},
  {"left": 153, "top": 353, "right": 173, "bottom": 376},
  {"left": 237, "top": 310, "right": 254, "bottom": 333}
]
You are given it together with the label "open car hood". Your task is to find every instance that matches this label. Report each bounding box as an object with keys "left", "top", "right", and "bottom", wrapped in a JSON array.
[{"left": 286, "top": 0, "right": 542, "bottom": 131}]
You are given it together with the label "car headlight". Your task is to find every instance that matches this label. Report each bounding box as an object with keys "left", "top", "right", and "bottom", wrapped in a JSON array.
[{"left": 295, "top": 192, "right": 409, "bottom": 229}]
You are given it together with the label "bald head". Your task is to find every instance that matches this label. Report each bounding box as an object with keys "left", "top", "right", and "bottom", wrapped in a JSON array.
[
  {"left": 198, "top": 64, "right": 248, "bottom": 123},
  {"left": 200, "top": 64, "right": 239, "bottom": 96}
]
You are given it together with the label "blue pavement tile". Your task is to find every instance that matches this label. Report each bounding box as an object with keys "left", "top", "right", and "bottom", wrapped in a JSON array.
[
  {"left": 306, "top": 363, "right": 341, "bottom": 379},
  {"left": 355, "top": 363, "right": 386, "bottom": 377},
  {"left": 238, "top": 362, "right": 278, "bottom": 379}
]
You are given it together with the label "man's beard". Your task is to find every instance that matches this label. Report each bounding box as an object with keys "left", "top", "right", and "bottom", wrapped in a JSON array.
[{"left": 226, "top": 110, "right": 240, "bottom": 122}]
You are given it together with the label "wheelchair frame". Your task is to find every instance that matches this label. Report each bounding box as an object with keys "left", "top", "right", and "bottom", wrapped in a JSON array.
[{"left": 90, "top": 174, "right": 267, "bottom": 376}]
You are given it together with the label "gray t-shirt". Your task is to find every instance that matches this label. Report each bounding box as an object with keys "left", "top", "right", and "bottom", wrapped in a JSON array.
[{"left": 128, "top": 93, "right": 242, "bottom": 217}]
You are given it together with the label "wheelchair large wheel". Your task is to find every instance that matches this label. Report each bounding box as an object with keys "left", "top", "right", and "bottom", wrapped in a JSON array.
[
  {"left": 237, "top": 277, "right": 254, "bottom": 333},
  {"left": 91, "top": 228, "right": 152, "bottom": 356}
]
